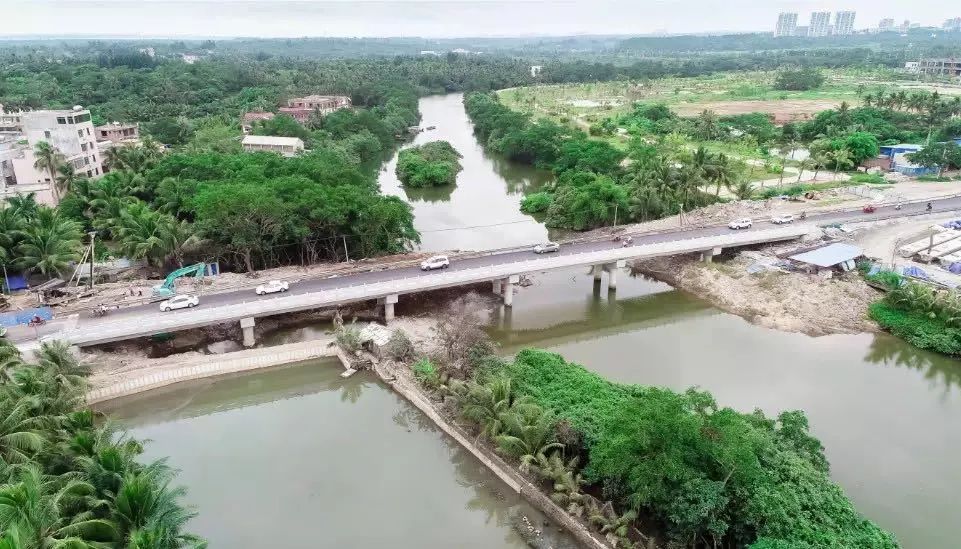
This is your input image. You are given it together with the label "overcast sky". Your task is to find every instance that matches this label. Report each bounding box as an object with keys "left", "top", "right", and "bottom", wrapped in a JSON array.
[{"left": 2, "top": 0, "right": 957, "bottom": 38}]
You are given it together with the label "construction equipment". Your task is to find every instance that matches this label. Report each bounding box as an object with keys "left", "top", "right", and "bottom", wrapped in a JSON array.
[{"left": 152, "top": 263, "right": 207, "bottom": 298}]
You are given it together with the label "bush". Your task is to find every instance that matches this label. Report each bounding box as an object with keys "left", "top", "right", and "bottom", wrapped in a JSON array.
[
  {"left": 849, "top": 172, "right": 889, "bottom": 185},
  {"left": 385, "top": 329, "right": 415, "bottom": 361},
  {"left": 335, "top": 323, "right": 362, "bottom": 353},
  {"left": 412, "top": 358, "right": 441, "bottom": 389},
  {"left": 395, "top": 141, "right": 462, "bottom": 187},
  {"left": 864, "top": 269, "right": 903, "bottom": 289},
  {"left": 500, "top": 349, "right": 896, "bottom": 547},
  {"left": 520, "top": 191, "right": 553, "bottom": 213},
  {"left": 916, "top": 174, "right": 952, "bottom": 182},
  {"left": 869, "top": 301, "right": 961, "bottom": 356},
  {"left": 773, "top": 68, "right": 826, "bottom": 91}
]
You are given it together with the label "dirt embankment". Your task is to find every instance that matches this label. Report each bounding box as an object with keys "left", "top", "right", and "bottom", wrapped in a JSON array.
[{"left": 634, "top": 253, "right": 880, "bottom": 337}]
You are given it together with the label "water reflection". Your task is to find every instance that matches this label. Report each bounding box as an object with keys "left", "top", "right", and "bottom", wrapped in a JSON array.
[
  {"left": 101, "top": 361, "right": 578, "bottom": 549},
  {"left": 863, "top": 333, "right": 961, "bottom": 392},
  {"left": 403, "top": 184, "right": 456, "bottom": 203}
]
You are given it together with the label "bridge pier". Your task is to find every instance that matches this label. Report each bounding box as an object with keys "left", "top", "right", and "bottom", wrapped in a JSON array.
[
  {"left": 492, "top": 279, "right": 502, "bottom": 295},
  {"left": 592, "top": 264, "right": 603, "bottom": 282},
  {"left": 700, "top": 246, "right": 722, "bottom": 263},
  {"left": 503, "top": 274, "right": 519, "bottom": 307},
  {"left": 383, "top": 293, "right": 398, "bottom": 322},
  {"left": 240, "top": 317, "right": 256, "bottom": 347},
  {"left": 603, "top": 260, "right": 627, "bottom": 290}
]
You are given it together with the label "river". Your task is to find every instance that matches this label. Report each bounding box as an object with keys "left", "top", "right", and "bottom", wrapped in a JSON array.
[{"left": 104, "top": 93, "right": 961, "bottom": 548}]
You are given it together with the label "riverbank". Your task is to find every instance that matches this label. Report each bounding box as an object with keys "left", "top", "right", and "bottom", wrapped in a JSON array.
[{"left": 633, "top": 250, "right": 880, "bottom": 336}]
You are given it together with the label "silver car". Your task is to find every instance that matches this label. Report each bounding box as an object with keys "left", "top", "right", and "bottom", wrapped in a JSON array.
[
  {"left": 533, "top": 242, "right": 560, "bottom": 254},
  {"left": 420, "top": 255, "right": 450, "bottom": 271}
]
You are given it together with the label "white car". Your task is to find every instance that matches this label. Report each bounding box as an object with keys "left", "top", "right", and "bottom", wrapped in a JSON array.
[
  {"left": 420, "top": 255, "right": 450, "bottom": 271},
  {"left": 255, "top": 280, "right": 289, "bottom": 295},
  {"left": 533, "top": 242, "right": 560, "bottom": 254},
  {"left": 770, "top": 214, "right": 794, "bottom": 224},
  {"left": 159, "top": 294, "right": 199, "bottom": 312},
  {"left": 728, "top": 218, "right": 753, "bottom": 230}
]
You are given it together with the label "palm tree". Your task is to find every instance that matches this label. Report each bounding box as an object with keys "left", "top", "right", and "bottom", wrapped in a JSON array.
[
  {"left": 796, "top": 158, "right": 814, "bottom": 184},
  {"left": 32, "top": 142, "right": 66, "bottom": 203},
  {"left": 4, "top": 194, "right": 39, "bottom": 221},
  {"left": 112, "top": 468, "right": 200, "bottom": 547},
  {"left": 0, "top": 396, "right": 46, "bottom": 463},
  {"left": 17, "top": 208, "right": 81, "bottom": 276},
  {"left": 0, "top": 338, "right": 23, "bottom": 384},
  {"left": 811, "top": 153, "right": 830, "bottom": 182},
  {"left": 14, "top": 208, "right": 83, "bottom": 278},
  {"left": 695, "top": 110, "right": 720, "bottom": 141},
  {"left": 458, "top": 375, "right": 526, "bottom": 439},
  {"left": 494, "top": 402, "right": 561, "bottom": 459},
  {"left": 0, "top": 465, "right": 117, "bottom": 546},
  {"left": 115, "top": 203, "right": 178, "bottom": 267},
  {"left": 729, "top": 180, "right": 754, "bottom": 200},
  {"left": 830, "top": 148, "right": 854, "bottom": 179},
  {"left": 34, "top": 341, "right": 90, "bottom": 392}
]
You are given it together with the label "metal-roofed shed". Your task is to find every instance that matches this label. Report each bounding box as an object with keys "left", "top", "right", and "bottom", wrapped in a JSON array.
[{"left": 788, "top": 243, "right": 863, "bottom": 277}]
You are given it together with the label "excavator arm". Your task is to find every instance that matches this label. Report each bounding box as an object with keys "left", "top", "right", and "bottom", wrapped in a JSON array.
[{"left": 152, "top": 263, "right": 207, "bottom": 298}]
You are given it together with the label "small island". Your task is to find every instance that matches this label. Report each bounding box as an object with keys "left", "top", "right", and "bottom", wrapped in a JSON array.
[{"left": 395, "top": 140, "right": 463, "bottom": 187}]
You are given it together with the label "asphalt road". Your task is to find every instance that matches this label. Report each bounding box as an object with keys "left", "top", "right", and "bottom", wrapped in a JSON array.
[{"left": 9, "top": 194, "right": 961, "bottom": 343}]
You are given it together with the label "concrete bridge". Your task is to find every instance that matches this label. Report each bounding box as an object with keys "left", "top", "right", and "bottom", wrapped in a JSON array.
[{"left": 39, "top": 224, "right": 808, "bottom": 348}]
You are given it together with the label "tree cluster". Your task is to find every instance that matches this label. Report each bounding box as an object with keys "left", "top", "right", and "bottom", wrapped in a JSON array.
[
  {"left": 395, "top": 141, "right": 463, "bottom": 187},
  {"left": 466, "top": 93, "right": 744, "bottom": 230},
  {"left": 0, "top": 337, "right": 203, "bottom": 548}
]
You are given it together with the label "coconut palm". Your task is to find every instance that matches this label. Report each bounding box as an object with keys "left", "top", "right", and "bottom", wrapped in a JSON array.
[
  {"left": 588, "top": 501, "right": 639, "bottom": 549},
  {"left": 3, "top": 194, "right": 39, "bottom": 222},
  {"left": 458, "top": 375, "right": 527, "bottom": 439},
  {"left": 0, "top": 338, "right": 22, "bottom": 384},
  {"left": 494, "top": 401, "right": 561, "bottom": 459},
  {"left": 112, "top": 468, "right": 200, "bottom": 548},
  {"left": 55, "top": 164, "right": 83, "bottom": 197},
  {"left": 32, "top": 142, "right": 66, "bottom": 202},
  {"left": 795, "top": 158, "right": 814, "bottom": 184},
  {"left": 34, "top": 341, "right": 90, "bottom": 392},
  {"left": 115, "top": 202, "right": 179, "bottom": 267},
  {"left": 14, "top": 208, "right": 83, "bottom": 278},
  {"left": 830, "top": 148, "right": 854, "bottom": 179},
  {"left": 0, "top": 465, "right": 117, "bottom": 546},
  {"left": 0, "top": 395, "right": 46, "bottom": 463}
]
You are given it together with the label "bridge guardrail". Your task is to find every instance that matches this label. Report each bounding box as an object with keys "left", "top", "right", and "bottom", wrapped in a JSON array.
[{"left": 53, "top": 226, "right": 807, "bottom": 346}]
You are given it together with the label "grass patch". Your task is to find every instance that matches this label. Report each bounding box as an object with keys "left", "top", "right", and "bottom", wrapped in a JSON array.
[
  {"left": 869, "top": 301, "right": 961, "bottom": 356},
  {"left": 849, "top": 172, "right": 892, "bottom": 185}
]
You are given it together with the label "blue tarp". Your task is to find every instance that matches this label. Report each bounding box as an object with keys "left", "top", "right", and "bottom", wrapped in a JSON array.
[
  {"left": 948, "top": 262, "right": 961, "bottom": 274},
  {"left": 902, "top": 266, "right": 930, "bottom": 279},
  {"left": 0, "top": 307, "right": 53, "bottom": 328},
  {"left": 3, "top": 274, "right": 28, "bottom": 291}
]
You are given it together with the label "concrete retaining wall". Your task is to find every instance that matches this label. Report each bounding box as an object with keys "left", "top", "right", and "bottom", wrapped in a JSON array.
[
  {"left": 86, "top": 339, "right": 336, "bottom": 404},
  {"left": 377, "top": 364, "right": 610, "bottom": 549}
]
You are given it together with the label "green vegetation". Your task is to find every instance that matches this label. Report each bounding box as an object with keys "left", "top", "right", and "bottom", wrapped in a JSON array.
[
  {"left": 848, "top": 173, "right": 891, "bottom": 185},
  {"left": 908, "top": 142, "right": 961, "bottom": 177},
  {"left": 466, "top": 92, "right": 743, "bottom": 230},
  {"left": 869, "top": 281, "right": 961, "bottom": 357},
  {"left": 412, "top": 326, "right": 896, "bottom": 548},
  {"left": 395, "top": 141, "right": 463, "bottom": 187},
  {"left": 774, "top": 67, "right": 826, "bottom": 91},
  {"left": 0, "top": 337, "right": 202, "bottom": 547}
]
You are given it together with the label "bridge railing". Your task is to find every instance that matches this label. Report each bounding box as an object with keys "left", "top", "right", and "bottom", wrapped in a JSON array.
[{"left": 54, "top": 225, "right": 808, "bottom": 346}]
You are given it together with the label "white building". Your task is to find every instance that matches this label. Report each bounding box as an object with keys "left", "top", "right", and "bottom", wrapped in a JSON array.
[
  {"left": 834, "top": 11, "right": 856, "bottom": 35},
  {"left": 774, "top": 12, "right": 798, "bottom": 37},
  {"left": 241, "top": 135, "right": 305, "bottom": 157},
  {"left": 879, "top": 18, "right": 895, "bottom": 32},
  {"left": 530, "top": 65, "right": 543, "bottom": 77},
  {"left": 808, "top": 11, "right": 831, "bottom": 37},
  {"left": 21, "top": 107, "right": 103, "bottom": 180}
]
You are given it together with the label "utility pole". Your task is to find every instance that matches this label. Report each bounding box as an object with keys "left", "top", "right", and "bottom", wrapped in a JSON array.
[
  {"left": 612, "top": 203, "right": 618, "bottom": 229},
  {"left": 87, "top": 231, "right": 96, "bottom": 289},
  {"left": 1, "top": 262, "right": 8, "bottom": 295},
  {"left": 342, "top": 235, "right": 349, "bottom": 263}
]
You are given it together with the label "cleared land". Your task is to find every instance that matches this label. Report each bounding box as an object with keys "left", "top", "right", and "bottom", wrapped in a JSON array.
[{"left": 498, "top": 68, "right": 957, "bottom": 125}]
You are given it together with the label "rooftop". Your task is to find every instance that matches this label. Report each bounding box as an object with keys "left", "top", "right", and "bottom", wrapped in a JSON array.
[
  {"left": 242, "top": 135, "right": 304, "bottom": 147},
  {"left": 789, "top": 243, "right": 863, "bottom": 268}
]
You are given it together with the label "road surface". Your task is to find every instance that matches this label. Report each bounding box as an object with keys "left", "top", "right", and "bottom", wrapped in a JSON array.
[{"left": 7, "top": 195, "right": 961, "bottom": 343}]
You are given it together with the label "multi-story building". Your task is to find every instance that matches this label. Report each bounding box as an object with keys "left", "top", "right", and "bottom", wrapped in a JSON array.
[
  {"left": 917, "top": 58, "right": 961, "bottom": 79},
  {"left": 808, "top": 11, "right": 831, "bottom": 37},
  {"left": 0, "top": 106, "right": 23, "bottom": 134},
  {"left": 20, "top": 107, "right": 103, "bottom": 180},
  {"left": 898, "top": 20, "right": 911, "bottom": 33},
  {"left": 944, "top": 17, "right": 961, "bottom": 32},
  {"left": 95, "top": 121, "right": 139, "bottom": 144},
  {"left": 879, "top": 18, "right": 895, "bottom": 32},
  {"left": 834, "top": 11, "right": 856, "bottom": 35},
  {"left": 774, "top": 12, "right": 798, "bottom": 37},
  {"left": 278, "top": 95, "right": 351, "bottom": 123}
]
